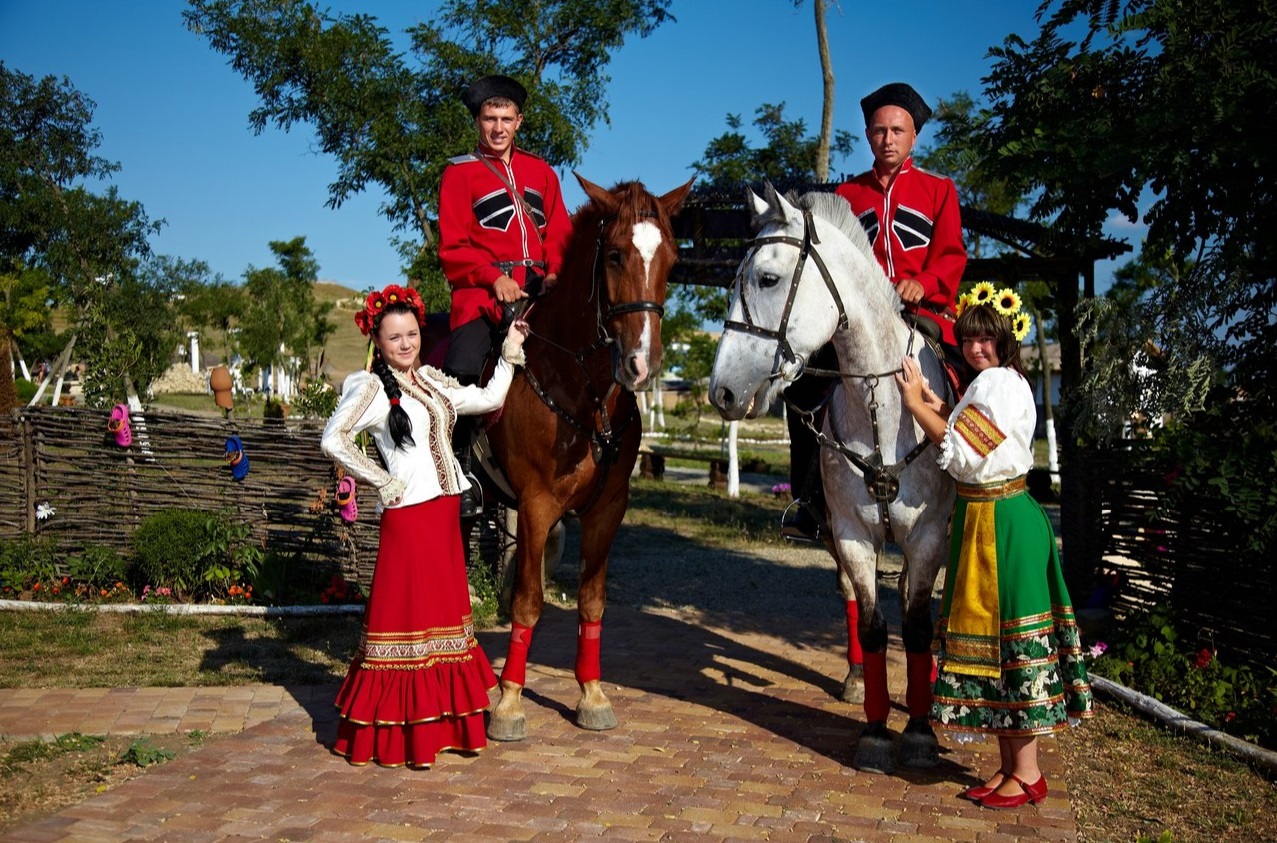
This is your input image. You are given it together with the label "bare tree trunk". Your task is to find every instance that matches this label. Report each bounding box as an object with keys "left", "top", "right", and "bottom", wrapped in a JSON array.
[
  {"left": 813, "top": 0, "right": 835, "bottom": 182},
  {"left": 0, "top": 328, "right": 17, "bottom": 414},
  {"left": 28, "top": 333, "right": 78, "bottom": 407}
]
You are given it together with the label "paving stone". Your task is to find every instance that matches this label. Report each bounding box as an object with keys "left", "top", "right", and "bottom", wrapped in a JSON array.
[{"left": 0, "top": 602, "right": 1082, "bottom": 842}]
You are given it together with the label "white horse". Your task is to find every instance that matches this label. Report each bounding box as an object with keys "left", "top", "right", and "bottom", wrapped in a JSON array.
[{"left": 708, "top": 184, "right": 955, "bottom": 774}]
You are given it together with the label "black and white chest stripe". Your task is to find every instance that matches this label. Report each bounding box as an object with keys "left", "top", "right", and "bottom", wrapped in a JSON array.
[{"left": 473, "top": 187, "right": 547, "bottom": 232}]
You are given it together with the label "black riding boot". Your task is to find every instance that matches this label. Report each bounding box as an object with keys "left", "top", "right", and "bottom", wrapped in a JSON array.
[
  {"left": 781, "top": 452, "right": 826, "bottom": 543},
  {"left": 452, "top": 418, "right": 483, "bottom": 521}
]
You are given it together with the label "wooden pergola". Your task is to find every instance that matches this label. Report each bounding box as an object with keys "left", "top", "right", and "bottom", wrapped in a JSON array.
[{"left": 667, "top": 184, "right": 1132, "bottom": 589}]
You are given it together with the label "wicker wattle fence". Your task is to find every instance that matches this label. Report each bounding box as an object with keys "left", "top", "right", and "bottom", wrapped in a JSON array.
[
  {"left": 0, "top": 405, "right": 508, "bottom": 593},
  {"left": 2, "top": 407, "right": 1273, "bottom": 668}
]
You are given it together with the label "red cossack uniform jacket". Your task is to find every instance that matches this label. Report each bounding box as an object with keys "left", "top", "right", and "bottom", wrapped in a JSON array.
[
  {"left": 438, "top": 145, "right": 572, "bottom": 329},
  {"left": 835, "top": 157, "right": 967, "bottom": 346}
]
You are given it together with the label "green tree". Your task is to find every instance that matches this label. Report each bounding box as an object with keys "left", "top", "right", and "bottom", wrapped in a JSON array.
[
  {"left": 973, "top": 0, "right": 1277, "bottom": 552},
  {"left": 1, "top": 62, "right": 162, "bottom": 410},
  {"left": 972, "top": 0, "right": 1276, "bottom": 420},
  {"left": 681, "top": 103, "right": 855, "bottom": 324},
  {"left": 78, "top": 257, "right": 191, "bottom": 407},
  {"left": 184, "top": 0, "right": 674, "bottom": 301},
  {"left": 236, "top": 237, "right": 333, "bottom": 395},
  {"left": 0, "top": 267, "right": 54, "bottom": 389},
  {"left": 176, "top": 267, "right": 246, "bottom": 364},
  {"left": 913, "top": 91, "right": 1023, "bottom": 260}
]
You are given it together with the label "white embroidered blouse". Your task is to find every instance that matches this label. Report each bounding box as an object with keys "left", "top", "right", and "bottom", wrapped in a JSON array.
[
  {"left": 937, "top": 366, "right": 1036, "bottom": 485},
  {"left": 321, "top": 344, "right": 523, "bottom": 508}
]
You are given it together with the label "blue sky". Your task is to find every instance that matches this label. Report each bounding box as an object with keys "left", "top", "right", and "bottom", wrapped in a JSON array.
[{"left": 1, "top": 1, "right": 1141, "bottom": 292}]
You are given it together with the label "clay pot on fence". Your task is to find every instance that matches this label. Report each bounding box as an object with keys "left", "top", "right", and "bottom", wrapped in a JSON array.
[{"left": 209, "top": 366, "right": 233, "bottom": 410}]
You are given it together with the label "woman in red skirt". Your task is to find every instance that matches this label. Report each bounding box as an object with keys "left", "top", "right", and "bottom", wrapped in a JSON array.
[{"left": 321, "top": 283, "right": 528, "bottom": 769}]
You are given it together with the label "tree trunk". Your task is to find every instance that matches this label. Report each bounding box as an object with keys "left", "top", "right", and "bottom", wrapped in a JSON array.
[
  {"left": 28, "top": 333, "right": 78, "bottom": 407},
  {"left": 0, "top": 327, "right": 17, "bottom": 414},
  {"left": 813, "top": 0, "right": 835, "bottom": 182}
]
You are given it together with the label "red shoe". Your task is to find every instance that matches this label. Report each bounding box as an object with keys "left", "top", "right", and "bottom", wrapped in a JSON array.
[
  {"left": 959, "top": 769, "right": 1007, "bottom": 802},
  {"left": 978, "top": 774, "right": 1048, "bottom": 810}
]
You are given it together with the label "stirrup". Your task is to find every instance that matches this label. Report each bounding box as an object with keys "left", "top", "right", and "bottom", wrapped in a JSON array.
[
  {"left": 780, "top": 499, "right": 822, "bottom": 544},
  {"left": 460, "top": 473, "right": 484, "bottom": 520}
]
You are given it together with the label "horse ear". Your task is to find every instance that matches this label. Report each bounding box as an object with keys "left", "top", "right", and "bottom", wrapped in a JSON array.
[
  {"left": 658, "top": 177, "right": 695, "bottom": 217},
  {"left": 747, "top": 182, "right": 784, "bottom": 231},
  {"left": 573, "top": 172, "right": 620, "bottom": 215}
]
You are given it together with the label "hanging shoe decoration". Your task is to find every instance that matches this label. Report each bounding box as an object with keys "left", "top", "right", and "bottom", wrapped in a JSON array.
[
  {"left": 224, "top": 435, "right": 250, "bottom": 481},
  {"left": 107, "top": 404, "right": 132, "bottom": 447},
  {"left": 335, "top": 475, "right": 358, "bottom": 523}
]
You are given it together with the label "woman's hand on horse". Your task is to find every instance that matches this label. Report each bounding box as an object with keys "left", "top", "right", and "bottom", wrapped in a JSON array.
[
  {"left": 494, "top": 275, "right": 528, "bottom": 303},
  {"left": 543, "top": 273, "right": 558, "bottom": 291},
  {"left": 898, "top": 356, "right": 947, "bottom": 415},
  {"left": 505, "top": 317, "right": 531, "bottom": 350},
  {"left": 895, "top": 356, "right": 934, "bottom": 411}
]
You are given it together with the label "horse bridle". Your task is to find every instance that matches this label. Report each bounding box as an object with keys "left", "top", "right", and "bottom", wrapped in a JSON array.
[
  {"left": 725, "top": 207, "right": 932, "bottom": 536},
  {"left": 723, "top": 208, "right": 849, "bottom": 383},
  {"left": 519, "top": 207, "right": 667, "bottom": 511}
]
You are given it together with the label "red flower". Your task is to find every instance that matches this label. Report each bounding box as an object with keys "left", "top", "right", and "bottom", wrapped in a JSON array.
[
  {"left": 382, "top": 284, "right": 407, "bottom": 306},
  {"left": 1225, "top": 711, "right": 1237, "bottom": 723},
  {"left": 354, "top": 309, "right": 373, "bottom": 336},
  {"left": 1192, "top": 647, "right": 1213, "bottom": 669},
  {"left": 365, "top": 291, "right": 387, "bottom": 315}
]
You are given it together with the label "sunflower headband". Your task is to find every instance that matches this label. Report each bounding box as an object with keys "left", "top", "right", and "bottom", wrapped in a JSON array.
[
  {"left": 354, "top": 284, "right": 426, "bottom": 336},
  {"left": 954, "top": 281, "right": 1033, "bottom": 342}
]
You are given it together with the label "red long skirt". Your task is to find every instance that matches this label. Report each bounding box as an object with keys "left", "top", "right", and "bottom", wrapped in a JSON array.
[{"left": 332, "top": 495, "right": 497, "bottom": 769}]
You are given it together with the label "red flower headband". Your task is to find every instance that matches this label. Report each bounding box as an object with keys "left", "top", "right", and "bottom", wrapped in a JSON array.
[{"left": 354, "top": 284, "right": 427, "bottom": 336}]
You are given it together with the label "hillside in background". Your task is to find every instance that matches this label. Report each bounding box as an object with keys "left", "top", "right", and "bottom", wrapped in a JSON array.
[{"left": 314, "top": 281, "right": 370, "bottom": 386}]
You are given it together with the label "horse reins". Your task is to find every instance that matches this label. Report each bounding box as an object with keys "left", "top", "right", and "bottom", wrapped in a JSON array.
[
  {"left": 724, "top": 207, "right": 933, "bottom": 538},
  {"left": 723, "top": 209, "right": 849, "bottom": 383},
  {"left": 517, "top": 206, "right": 665, "bottom": 513}
]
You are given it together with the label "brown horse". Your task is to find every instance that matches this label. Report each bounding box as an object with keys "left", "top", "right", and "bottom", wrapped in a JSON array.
[{"left": 482, "top": 173, "right": 692, "bottom": 741}]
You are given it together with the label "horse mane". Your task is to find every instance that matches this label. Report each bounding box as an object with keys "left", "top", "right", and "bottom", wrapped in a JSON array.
[{"left": 794, "top": 191, "right": 899, "bottom": 314}]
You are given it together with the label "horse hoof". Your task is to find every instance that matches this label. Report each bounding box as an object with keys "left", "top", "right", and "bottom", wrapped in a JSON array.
[
  {"left": 840, "top": 665, "right": 865, "bottom": 704},
  {"left": 853, "top": 722, "right": 895, "bottom": 775},
  {"left": 487, "top": 714, "right": 528, "bottom": 742},
  {"left": 575, "top": 704, "right": 618, "bottom": 731},
  {"left": 899, "top": 716, "right": 939, "bottom": 768}
]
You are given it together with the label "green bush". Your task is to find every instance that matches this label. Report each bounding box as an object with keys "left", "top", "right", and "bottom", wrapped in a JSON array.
[
  {"left": 0, "top": 534, "right": 60, "bottom": 592},
  {"left": 290, "top": 379, "right": 339, "bottom": 420},
  {"left": 131, "top": 509, "right": 258, "bottom": 599},
  {"left": 66, "top": 545, "right": 129, "bottom": 588},
  {"left": 1090, "top": 606, "right": 1277, "bottom": 750},
  {"left": 15, "top": 379, "right": 38, "bottom": 403}
]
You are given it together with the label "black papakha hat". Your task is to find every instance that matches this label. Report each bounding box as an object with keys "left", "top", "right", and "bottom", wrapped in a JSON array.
[
  {"left": 859, "top": 82, "right": 932, "bottom": 131},
  {"left": 462, "top": 75, "right": 527, "bottom": 117}
]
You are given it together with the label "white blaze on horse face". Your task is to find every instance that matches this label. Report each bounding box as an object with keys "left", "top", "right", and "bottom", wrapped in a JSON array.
[{"left": 625, "top": 220, "right": 663, "bottom": 384}]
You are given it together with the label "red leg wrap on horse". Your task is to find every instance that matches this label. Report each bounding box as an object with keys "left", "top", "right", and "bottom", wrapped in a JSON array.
[
  {"left": 575, "top": 620, "right": 602, "bottom": 683},
  {"left": 906, "top": 652, "right": 935, "bottom": 718},
  {"left": 845, "top": 600, "right": 863, "bottom": 666},
  {"left": 501, "top": 623, "right": 534, "bottom": 687},
  {"left": 862, "top": 651, "right": 890, "bottom": 722}
]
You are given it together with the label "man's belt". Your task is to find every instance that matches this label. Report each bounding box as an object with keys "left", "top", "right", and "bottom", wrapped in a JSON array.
[{"left": 493, "top": 259, "right": 546, "bottom": 273}]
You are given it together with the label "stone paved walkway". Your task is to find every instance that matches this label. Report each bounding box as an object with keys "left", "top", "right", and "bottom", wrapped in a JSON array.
[{"left": 0, "top": 601, "right": 1078, "bottom": 842}]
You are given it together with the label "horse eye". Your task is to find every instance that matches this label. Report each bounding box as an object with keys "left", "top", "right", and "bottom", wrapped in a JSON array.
[
  {"left": 608, "top": 250, "right": 623, "bottom": 266},
  {"left": 758, "top": 272, "right": 781, "bottom": 289}
]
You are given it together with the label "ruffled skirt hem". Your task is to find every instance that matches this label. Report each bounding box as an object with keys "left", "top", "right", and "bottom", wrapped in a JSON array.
[{"left": 333, "top": 653, "right": 497, "bottom": 768}]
